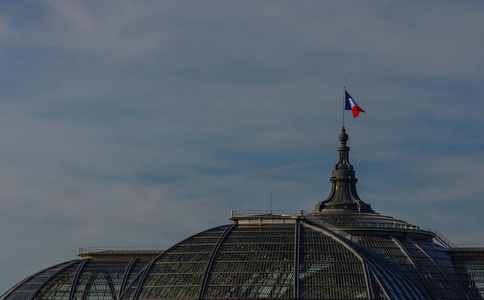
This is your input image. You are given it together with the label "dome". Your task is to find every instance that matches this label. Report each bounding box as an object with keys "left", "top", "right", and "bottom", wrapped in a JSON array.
[
  {"left": 1, "top": 250, "right": 161, "bottom": 300},
  {"left": 2, "top": 128, "right": 484, "bottom": 300},
  {"left": 119, "top": 220, "right": 432, "bottom": 300}
]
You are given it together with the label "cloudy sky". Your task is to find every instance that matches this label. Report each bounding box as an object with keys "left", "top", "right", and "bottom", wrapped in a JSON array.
[{"left": 1, "top": 0, "right": 483, "bottom": 292}]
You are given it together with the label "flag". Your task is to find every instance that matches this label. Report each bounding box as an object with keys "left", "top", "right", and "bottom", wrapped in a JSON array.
[{"left": 345, "top": 91, "right": 365, "bottom": 118}]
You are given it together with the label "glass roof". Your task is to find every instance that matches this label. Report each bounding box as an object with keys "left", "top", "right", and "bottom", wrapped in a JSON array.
[{"left": 3, "top": 129, "right": 484, "bottom": 300}]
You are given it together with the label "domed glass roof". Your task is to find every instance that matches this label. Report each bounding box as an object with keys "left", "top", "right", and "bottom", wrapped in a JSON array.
[
  {"left": 2, "top": 128, "right": 484, "bottom": 300},
  {"left": 1, "top": 251, "right": 160, "bottom": 300},
  {"left": 121, "top": 220, "right": 432, "bottom": 300}
]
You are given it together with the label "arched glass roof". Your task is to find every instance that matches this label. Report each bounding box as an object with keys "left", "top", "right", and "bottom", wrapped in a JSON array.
[
  {"left": 3, "top": 128, "right": 484, "bottom": 300},
  {"left": 119, "top": 218, "right": 436, "bottom": 300},
  {"left": 1, "top": 252, "right": 159, "bottom": 300}
]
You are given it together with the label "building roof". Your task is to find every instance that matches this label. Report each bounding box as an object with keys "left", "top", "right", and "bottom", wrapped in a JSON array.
[
  {"left": 2, "top": 128, "right": 484, "bottom": 300},
  {"left": 1, "top": 250, "right": 162, "bottom": 300}
]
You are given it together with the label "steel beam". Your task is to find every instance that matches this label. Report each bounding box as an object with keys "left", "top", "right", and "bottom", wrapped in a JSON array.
[
  {"left": 80, "top": 274, "right": 96, "bottom": 300},
  {"left": 1, "top": 260, "right": 78, "bottom": 300},
  {"left": 367, "top": 267, "right": 392, "bottom": 300},
  {"left": 301, "top": 223, "right": 377, "bottom": 298},
  {"left": 118, "top": 258, "right": 138, "bottom": 299},
  {"left": 392, "top": 236, "right": 435, "bottom": 300},
  {"left": 106, "top": 274, "right": 117, "bottom": 300},
  {"left": 293, "top": 220, "right": 300, "bottom": 299},
  {"left": 28, "top": 260, "right": 80, "bottom": 300},
  {"left": 362, "top": 261, "right": 374, "bottom": 299},
  {"left": 198, "top": 223, "right": 236, "bottom": 299},
  {"left": 128, "top": 260, "right": 154, "bottom": 300},
  {"left": 68, "top": 259, "right": 89, "bottom": 300},
  {"left": 409, "top": 238, "right": 466, "bottom": 300},
  {"left": 124, "top": 225, "right": 229, "bottom": 300}
]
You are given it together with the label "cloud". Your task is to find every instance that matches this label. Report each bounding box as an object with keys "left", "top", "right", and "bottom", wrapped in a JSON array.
[{"left": 1, "top": 0, "right": 484, "bottom": 293}]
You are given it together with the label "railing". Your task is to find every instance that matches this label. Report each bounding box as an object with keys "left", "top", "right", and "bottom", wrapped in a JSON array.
[
  {"left": 79, "top": 247, "right": 166, "bottom": 255},
  {"left": 231, "top": 210, "right": 304, "bottom": 218},
  {"left": 425, "top": 228, "right": 455, "bottom": 249},
  {"left": 302, "top": 214, "right": 355, "bottom": 241},
  {"left": 231, "top": 210, "right": 428, "bottom": 231},
  {"left": 229, "top": 210, "right": 484, "bottom": 251},
  {"left": 356, "top": 222, "right": 423, "bottom": 231},
  {"left": 299, "top": 213, "right": 333, "bottom": 228},
  {"left": 447, "top": 247, "right": 484, "bottom": 252}
]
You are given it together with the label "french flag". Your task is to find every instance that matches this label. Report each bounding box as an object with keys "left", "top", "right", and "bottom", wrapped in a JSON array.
[{"left": 345, "top": 91, "right": 365, "bottom": 118}]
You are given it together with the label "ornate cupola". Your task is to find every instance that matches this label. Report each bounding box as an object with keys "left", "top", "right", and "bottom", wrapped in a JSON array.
[{"left": 314, "top": 127, "right": 374, "bottom": 213}]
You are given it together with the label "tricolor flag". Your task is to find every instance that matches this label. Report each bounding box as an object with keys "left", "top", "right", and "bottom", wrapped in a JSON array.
[{"left": 345, "top": 91, "right": 365, "bottom": 118}]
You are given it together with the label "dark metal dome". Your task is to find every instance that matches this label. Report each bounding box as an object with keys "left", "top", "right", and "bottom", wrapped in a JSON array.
[
  {"left": 118, "top": 220, "right": 431, "bottom": 300},
  {"left": 3, "top": 128, "right": 484, "bottom": 300},
  {"left": 1, "top": 250, "right": 160, "bottom": 300},
  {"left": 114, "top": 128, "right": 473, "bottom": 299}
]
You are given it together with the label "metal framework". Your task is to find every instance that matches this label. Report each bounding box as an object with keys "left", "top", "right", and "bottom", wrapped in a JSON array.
[
  {"left": 293, "top": 220, "right": 300, "bottom": 299},
  {"left": 391, "top": 236, "right": 435, "bottom": 300},
  {"left": 119, "top": 259, "right": 138, "bottom": 299},
  {"left": 199, "top": 223, "right": 237, "bottom": 299},
  {"left": 4, "top": 128, "right": 484, "bottom": 300},
  {"left": 68, "top": 259, "right": 89, "bottom": 300},
  {"left": 410, "top": 238, "right": 466, "bottom": 299},
  {"left": 451, "top": 249, "right": 484, "bottom": 299}
]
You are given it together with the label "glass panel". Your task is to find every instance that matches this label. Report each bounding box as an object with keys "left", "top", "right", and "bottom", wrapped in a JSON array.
[
  {"left": 299, "top": 225, "right": 367, "bottom": 299},
  {"left": 452, "top": 250, "right": 484, "bottom": 299},
  {"left": 73, "top": 260, "right": 132, "bottom": 300},
  {"left": 5, "top": 262, "right": 79, "bottom": 300},
  {"left": 134, "top": 225, "right": 229, "bottom": 300},
  {"left": 357, "top": 236, "right": 428, "bottom": 295},
  {"left": 204, "top": 224, "right": 295, "bottom": 299},
  {"left": 32, "top": 262, "right": 81, "bottom": 300},
  {"left": 397, "top": 238, "right": 462, "bottom": 299}
]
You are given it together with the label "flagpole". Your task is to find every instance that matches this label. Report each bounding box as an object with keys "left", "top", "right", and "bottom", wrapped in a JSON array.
[{"left": 343, "top": 79, "right": 346, "bottom": 128}]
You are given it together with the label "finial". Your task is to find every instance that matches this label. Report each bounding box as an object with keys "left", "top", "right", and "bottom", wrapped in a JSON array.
[
  {"left": 313, "top": 128, "right": 374, "bottom": 214},
  {"left": 339, "top": 127, "right": 348, "bottom": 144}
]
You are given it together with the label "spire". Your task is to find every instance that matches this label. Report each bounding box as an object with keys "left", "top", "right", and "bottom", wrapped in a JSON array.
[{"left": 313, "top": 127, "right": 374, "bottom": 213}]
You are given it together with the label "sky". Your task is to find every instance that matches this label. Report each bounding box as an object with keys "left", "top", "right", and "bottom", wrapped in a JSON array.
[{"left": 1, "top": 0, "right": 484, "bottom": 293}]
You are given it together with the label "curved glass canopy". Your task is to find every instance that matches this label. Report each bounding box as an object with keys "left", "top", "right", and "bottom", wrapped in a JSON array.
[{"left": 3, "top": 128, "right": 484, "bottom": 300}]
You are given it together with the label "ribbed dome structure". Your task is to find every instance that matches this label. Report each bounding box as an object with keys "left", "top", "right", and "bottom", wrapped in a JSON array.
[
  {"left": 2, "top": 128, "right": 484, "bottom": 300},
  {"left": 113, "top": 128, "right": 475, "bottom": 299},
  {"left": 1, "top": 251, "right": 160, "bottom": 300},
  {"left": 119, "top": 221, "right": 431, "bottom": 300}
]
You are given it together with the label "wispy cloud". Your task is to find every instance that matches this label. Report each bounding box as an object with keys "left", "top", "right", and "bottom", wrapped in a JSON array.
[{"left": 0, "top": 0, "right": 483, "bottom": 293}]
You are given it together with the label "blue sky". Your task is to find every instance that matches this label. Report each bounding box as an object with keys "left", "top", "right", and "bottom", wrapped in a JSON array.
[{"left": 1, "top": 0, "right": 484, "bottom": 293}]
